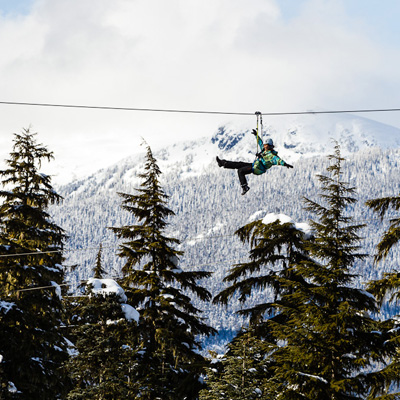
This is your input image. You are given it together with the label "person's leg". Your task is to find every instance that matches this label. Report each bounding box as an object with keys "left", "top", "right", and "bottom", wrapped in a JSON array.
[
  {"left": 237, "top": 165, "right": 253, "bottom": 186},
  {"left": 216, "top": 157, "right": 252, "bottom": 194},
  {"left": 217, "top": 157, "right": 250, "bottom": 170}
]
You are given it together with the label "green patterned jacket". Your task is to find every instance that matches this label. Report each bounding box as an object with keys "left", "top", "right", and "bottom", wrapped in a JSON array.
[{"left": 252, "top": 137, "right": 286, "bottom": 175}]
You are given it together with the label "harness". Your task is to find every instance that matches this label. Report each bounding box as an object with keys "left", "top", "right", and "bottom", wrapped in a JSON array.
[
  {"left": 255, "top": 111, "right": 263, "bottom": 155},
  {"left": 252, "top": 111, "right": 264, "bottom": 174}
]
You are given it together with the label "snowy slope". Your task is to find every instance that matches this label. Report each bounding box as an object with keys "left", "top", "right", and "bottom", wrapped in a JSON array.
[{"left": 51, "top": 114, "right": 400, "bottom": 349}]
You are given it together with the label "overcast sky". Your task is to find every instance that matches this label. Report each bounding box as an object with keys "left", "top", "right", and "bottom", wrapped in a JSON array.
[{"left": 0, "top": 0, "right": 399, "bottom": 183}]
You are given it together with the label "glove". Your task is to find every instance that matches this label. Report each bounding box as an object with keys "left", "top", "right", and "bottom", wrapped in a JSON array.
[
  {"left": 255, "top": 152, "right": 263, "bottom": 158},
  {"left": 284, "top": 162, "right": 293, "bottom": 169},
  {"left": 251, "top": 129, "right": 258, "bottom": 136}
]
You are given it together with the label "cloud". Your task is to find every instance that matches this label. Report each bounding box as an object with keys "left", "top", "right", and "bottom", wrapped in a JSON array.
[
  {"left": 1, "top": 0, "right": 392, "bottom": 109},
  {"left": 0, "top": 0, "right": 398, "bottom": 183}
]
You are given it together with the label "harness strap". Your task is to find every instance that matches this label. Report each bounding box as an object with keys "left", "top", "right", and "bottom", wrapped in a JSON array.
[{"left": 255, "top": 111, "right": 262, "bottom": 155}]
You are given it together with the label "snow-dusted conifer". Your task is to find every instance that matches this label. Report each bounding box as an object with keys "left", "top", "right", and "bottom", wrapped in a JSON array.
[
  {"left": 93, "top": 243, "right": 106, "bottom": 279},
  {"left": 213, "top": 211, "right": 310, "bottom": 399},
  {"left": 364, "top": 193, "right": 400, "bottom": 398},
  {"left": 110, "top": 143, "right": 215, "bottom": 399},
  {"left": 66, "top": 277, "right": 138, "bottom": 399},
  {"left": 214, "top": 144, "right": 392, "bottom": 399},
  {"left": 268, "top": 144, "right": 391, "bottom": 398},
  {"left": 0, "top": 129, "right": 69, "bottom": 399},
  {"left": 366, "top": 194, "right": 400, "bottom": 263},
  {"left": 214, "top": 212, "right": 309, "bottom": 324},
  {"left": 199, "top": 329, "right": 269, "bottom": 400},
  {"left": 65, "top": 239, "right": 139, "bottom": 399}
]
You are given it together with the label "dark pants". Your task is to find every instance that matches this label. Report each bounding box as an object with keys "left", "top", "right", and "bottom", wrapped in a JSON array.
[{"left": 223, "top": 161, "right": 253, "bottom": 186}]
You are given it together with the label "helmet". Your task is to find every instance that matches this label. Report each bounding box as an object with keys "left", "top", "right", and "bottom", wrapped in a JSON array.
[{"left": 265, "top": 138, "right": 274, "bottom": 147}]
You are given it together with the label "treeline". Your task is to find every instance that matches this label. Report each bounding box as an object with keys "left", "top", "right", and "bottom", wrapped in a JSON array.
[{"left": 1, "top": 129, "right": 400, "bottom": 399}]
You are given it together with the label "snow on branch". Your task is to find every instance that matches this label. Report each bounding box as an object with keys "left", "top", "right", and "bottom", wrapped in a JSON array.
[{"left": 262, "top": 212, "right": 313, "bottom": 239}]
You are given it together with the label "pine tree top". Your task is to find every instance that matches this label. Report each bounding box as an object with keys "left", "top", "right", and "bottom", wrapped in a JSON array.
[
  {"left": 93, "top": 243, "right": 106, "bottom": 279},
  {"left": 0, "top": 129, "right": 66, "bottom": 295},
  {"left": 0, "top": 129, "right": 69, "bottom": 399},
  {"left": 110, "top": 142, "right": 214, "bottom": 318},
  {"left": 302, "top": 142, "right": 366, "bottom": 284},
  {"left": 0, "top": 128, "right": 61, "bottom": 206}
]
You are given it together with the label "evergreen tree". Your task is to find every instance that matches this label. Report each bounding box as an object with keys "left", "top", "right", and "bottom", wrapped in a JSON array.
[
  {"left": 267, "top": 144, "right": 391, "bottom": 399},
  {"left": 366, "top": 194, "right": 400, "bottom": 263},
  {"left": 0, "top": 300, "right": 22, "bottom": 399},
  {"left": 214, "top": 214, "right": 309, "bottom": 324},
  {"left": 66, "top": 279, "right": 138, "bottom": 399},
  {"left": 0, "top": 129, "right": 69, "bottom": 399},
  {"left": 365, "top": 272, "right": 400, "bottom": 399},
  {"left": 364, "top": 194, "right": 400, "bottom": 398},
  {"left": 93, "top": 243, "right": 106, "bottom": 279},
  {"left": 65, "top": 242, "right": 138, "bottom": 399},
  {"left": 213, "top": 206, "right": 312, "bottom": 399},
  {"left": 215, "top": 144, "right": 392, "bottom": 399},
  {"left": 110, "top": 144, "right": 215, "bottom": 399},
  {"left": 199, "top": 329, "right": 269, "bottom": 400}
]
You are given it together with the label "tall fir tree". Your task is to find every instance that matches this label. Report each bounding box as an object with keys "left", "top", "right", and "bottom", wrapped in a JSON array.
[
  {"left": 199, "top": 329, "right": 270, "bottom": 400},
  {"left": 93, "top": 243, "right": 106, "bottom": 279},
  {"left": 366, "top": 274, "right": 400, "bottom": 399},
  {"left": 213, "top": 204, "right": 312, "bottom": 399},
  {"left": 364, "top": 193, "right": 400, "bottom": 398},
  {"left": 214, "top": 214, "right": 309, "bottom": 324},
  {"left": 110, "top": 143, "right": 215, "bottom": 399},
  {"left": 266, "top": 144, "right": 393, "bottom": 399},
  {"left": 65, "top": 240, "right": 139, "bottom": 399},
  {"left": 66, "top": 281, "right": 138, "bottom": 399},
  {"left": 214, "top": 144, "right": 393, "bottom": 399},
  {"left": 0, "top": 129, "right": 69, "bottom": 399}
]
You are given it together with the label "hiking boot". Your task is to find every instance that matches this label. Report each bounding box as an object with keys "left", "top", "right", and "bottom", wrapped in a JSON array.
[
  {"left": 216, "top": 156, "right": 225, "bottom": 167},
  {"left": 241, "top": 185, "right": 250, "bottom": 195}
]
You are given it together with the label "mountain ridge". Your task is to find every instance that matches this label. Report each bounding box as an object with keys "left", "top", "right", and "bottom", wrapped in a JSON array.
[{"left": 61, "top": 113, "right": 400, "bottom": 193}]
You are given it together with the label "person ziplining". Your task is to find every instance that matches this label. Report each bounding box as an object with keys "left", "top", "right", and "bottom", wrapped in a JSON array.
[{"left": 216, "top": 119, "right": 293, "bottom": 195}]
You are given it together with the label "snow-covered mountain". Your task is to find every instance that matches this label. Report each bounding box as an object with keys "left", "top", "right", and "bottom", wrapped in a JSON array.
[
  {"left": 120, "top": 112, "right": 400, "bottom": 183},
  {"left": 51, "top": 114, "right": 400, "bottom": 349}
]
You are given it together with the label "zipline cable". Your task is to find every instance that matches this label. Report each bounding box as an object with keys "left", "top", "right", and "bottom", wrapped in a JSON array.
[
  {"left": 0, "top": 101, "right": 253, "bottom": 116},
  {"left": 12, "top": 249, "right": 381, "bottom": 294},
  {"left": 1, "top": 101, "right": 400, "bottom": 116},
  {"left": 0, "top": 243, "right": 119, "bottom": 258},
  {"left": 14, "top": 257, "right": 247, "bottom": 293}
]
